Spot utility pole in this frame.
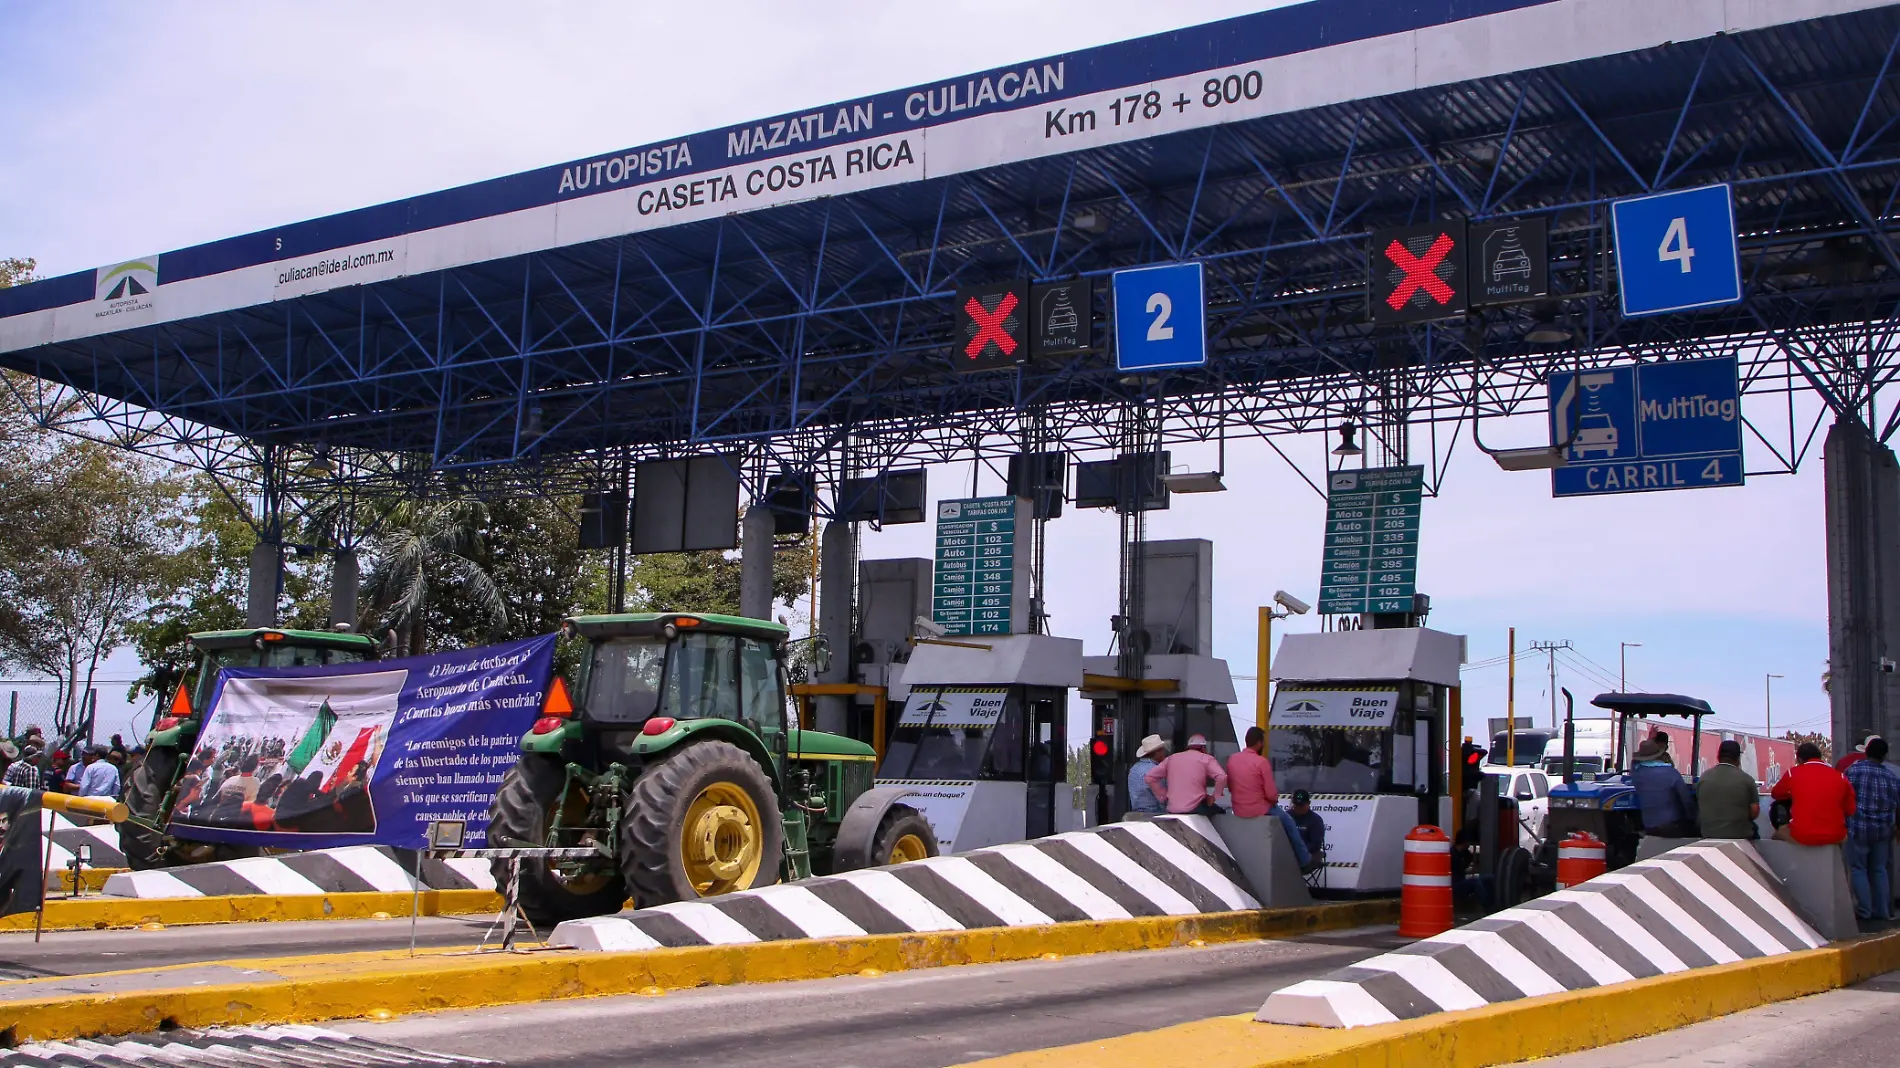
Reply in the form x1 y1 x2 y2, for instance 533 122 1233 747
1530 640 1573 729
1620 642 1642 691
1766 673 1784 738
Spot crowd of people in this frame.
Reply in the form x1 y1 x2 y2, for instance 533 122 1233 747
1629 729 1900 927
170 730 379 834
0 727 142 800
1125 728 1326 874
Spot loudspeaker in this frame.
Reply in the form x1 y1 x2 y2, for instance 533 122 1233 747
578 491 627 549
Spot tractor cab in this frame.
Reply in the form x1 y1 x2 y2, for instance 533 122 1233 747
493 612 935 925
148 628 380 749
1542 692 1713 874
122 626 379 870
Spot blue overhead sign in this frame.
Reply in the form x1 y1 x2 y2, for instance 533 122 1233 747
1113 263 1206 372
1611 184 1743 317
1548 356 1744 497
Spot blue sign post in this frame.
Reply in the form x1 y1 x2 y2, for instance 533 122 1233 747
1112 262 1206 372
1611 184 1743 317
1548 356 1744 497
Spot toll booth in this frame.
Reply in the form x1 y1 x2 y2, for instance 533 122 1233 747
1083 654 1241 823
1266 627 1465 894
876 634 1085 851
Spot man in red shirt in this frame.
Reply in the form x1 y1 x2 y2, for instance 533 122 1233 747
1227 727 1315 872
1772 742 1856 846
1837 736 1880 773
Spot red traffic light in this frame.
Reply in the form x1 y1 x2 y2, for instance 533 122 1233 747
1091 738 1110 757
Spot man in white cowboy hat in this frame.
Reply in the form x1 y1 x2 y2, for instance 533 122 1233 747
1839 735 1882 773
1126 735 1168 815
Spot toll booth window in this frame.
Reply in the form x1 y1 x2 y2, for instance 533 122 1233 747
1267 726 1388 794
1179 705 1239 764
585 638 667 723
666 634 742 723
738 638 785 747
879 727 990 779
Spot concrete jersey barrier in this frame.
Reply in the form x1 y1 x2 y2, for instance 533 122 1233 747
102 845 495 898
1257 839 1825 1028
553 815 1259 950
38 809 127 871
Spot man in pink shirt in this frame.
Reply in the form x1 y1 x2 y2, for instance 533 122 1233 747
1145 734 1228 815
1228 727 1314 871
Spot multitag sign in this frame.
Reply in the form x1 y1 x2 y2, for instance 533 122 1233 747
168 635 555 850
1548 356 1743 497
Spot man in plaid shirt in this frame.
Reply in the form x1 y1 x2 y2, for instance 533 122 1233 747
1845 737 1899 923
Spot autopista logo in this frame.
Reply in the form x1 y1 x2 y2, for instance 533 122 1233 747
96 258 158 302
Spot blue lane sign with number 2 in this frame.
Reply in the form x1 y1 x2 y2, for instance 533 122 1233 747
1611 184 1743 317
1113 262 1206 371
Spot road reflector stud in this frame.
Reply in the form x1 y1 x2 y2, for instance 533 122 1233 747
858 967 883 978
1399 825 1453 938
637 985 665 997
370 911 392 920
365 1008 394 1021
1187 939 1208 948
1040 952 1062 961
140 922 165 931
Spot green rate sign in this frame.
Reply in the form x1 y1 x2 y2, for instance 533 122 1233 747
1318 465 1423 615
931 497 1026 636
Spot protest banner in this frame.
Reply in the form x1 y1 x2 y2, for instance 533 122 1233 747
167 634 555 850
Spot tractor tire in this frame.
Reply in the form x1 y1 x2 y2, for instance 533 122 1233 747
620 741 782 907
871 805 938 867
120 746 178 870
487 754 627 925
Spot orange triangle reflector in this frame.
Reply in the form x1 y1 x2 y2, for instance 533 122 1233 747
169 681 193 718
543 676 575 717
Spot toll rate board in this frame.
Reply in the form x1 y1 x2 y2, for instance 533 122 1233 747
1318 465 1424 616
931 496 1029 636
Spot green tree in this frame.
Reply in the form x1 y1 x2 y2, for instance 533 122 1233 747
360 497 508 656
0 439 187 732
625 525 816 618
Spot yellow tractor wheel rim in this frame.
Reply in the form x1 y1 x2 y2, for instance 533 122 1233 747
682 782 764 895
888 832 930 864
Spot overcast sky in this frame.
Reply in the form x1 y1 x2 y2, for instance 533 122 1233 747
0 1 1835 746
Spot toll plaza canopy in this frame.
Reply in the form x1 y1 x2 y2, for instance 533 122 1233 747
1 0 1897 483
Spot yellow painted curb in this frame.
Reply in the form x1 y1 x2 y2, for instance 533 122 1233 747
953 928 1900 1068
0 899 1395 1041
0 889 503 933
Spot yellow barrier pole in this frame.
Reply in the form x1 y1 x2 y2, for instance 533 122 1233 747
1256 606 1271 734
39 794 128 824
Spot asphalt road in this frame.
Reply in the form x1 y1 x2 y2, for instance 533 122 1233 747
1506 969 1900 1068
331 927 1404 1068
0 913 500 977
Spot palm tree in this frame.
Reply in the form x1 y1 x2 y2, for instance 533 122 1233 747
362 498 507 655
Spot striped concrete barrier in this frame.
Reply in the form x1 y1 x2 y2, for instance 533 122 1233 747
1257 839 1826 1028
102 845 495 898
38 809 127 870
553 815 1259 950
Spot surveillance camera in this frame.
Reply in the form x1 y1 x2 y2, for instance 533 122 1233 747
913 615 948 640
1883 657 1897 674
1273 590 1311 616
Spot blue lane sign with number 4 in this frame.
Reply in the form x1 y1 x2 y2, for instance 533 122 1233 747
1113 262 1206 372
1612 184 1743 317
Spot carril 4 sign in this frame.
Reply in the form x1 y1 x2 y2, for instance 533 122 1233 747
1548 356 1744 497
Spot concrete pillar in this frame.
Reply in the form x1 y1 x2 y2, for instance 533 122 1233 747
815 520 854 734
329 549 360 630
246 542 281 628
740 506 776 621
1823 420 1900 756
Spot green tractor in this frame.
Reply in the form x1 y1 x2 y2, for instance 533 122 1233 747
122 626 380 868
489 612 939 923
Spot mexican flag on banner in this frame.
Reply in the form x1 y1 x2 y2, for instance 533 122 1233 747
286 699 338 776
312 725 381 794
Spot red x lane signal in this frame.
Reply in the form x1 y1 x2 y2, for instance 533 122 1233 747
1369 221 1468 323
954 282 1028 371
